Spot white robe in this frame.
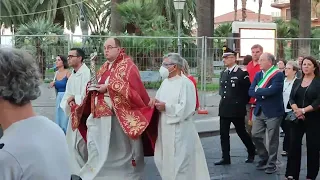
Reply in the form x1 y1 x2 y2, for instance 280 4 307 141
77 66 144 180
154 75 210 180
60 64 91 174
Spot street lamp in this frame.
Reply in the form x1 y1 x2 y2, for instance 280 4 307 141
174 0 186 55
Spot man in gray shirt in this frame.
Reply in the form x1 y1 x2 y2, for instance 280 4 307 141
0 48 72 180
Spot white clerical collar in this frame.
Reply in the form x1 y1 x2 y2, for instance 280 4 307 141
73 63 88 75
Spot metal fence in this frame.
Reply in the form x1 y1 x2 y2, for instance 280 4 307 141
2 34 320 108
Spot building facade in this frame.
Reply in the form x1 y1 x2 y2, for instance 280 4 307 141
271 0 320 27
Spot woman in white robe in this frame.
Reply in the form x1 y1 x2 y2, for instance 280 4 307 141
151 53 210 180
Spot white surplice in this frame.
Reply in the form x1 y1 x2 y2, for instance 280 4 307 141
154 75 210 180
60 63 91 174
78 64 144 180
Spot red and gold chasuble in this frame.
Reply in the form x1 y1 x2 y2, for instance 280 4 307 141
70 50 158 157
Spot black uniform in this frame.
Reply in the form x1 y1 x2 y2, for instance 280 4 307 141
215 65 256 165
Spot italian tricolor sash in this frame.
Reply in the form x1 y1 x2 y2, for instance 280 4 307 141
257 65 279 88
249 66 280 124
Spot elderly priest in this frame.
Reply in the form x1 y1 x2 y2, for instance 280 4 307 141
149 53 210 180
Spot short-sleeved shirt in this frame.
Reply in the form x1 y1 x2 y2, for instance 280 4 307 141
247 61 261 83
0 116 71 180
247 61 261 104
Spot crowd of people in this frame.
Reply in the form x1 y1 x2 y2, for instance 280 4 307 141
0 38 209 180
0 39 319 180
216 44 320 180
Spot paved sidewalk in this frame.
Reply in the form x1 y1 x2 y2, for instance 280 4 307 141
145 134 316 180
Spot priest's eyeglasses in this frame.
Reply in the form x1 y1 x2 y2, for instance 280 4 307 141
105 45 118 50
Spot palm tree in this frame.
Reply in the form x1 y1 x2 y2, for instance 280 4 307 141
0 0 30 29
27 0 102 32
290 0 300 21
85 0 111 33
299 0 312 55
116 1 158 34
274 19 299 59
15 18 65 79
214 23 232 48
196 0 214 81
111 0 126 33
253 0 263 22
153 0 196 34
107 0 196 34
234 0 238 21
241 0 247 21
311 27 320 57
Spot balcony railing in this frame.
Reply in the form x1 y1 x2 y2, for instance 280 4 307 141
272 0 290 3
271 0 290 8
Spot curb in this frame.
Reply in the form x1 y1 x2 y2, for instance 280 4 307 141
195 116 235 137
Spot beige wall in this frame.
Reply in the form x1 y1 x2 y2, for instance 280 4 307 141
278 6 320 27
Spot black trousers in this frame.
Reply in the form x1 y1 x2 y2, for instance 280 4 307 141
219 116 256 159
280 113 290 152
285 120 320 180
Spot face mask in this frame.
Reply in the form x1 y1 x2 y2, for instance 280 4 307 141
159 66 170 79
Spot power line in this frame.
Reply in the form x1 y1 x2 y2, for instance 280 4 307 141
0 0 86 18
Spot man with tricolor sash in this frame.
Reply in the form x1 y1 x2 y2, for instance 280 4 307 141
248 52 285 174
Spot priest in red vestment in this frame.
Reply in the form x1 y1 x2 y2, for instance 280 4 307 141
70 38 158 180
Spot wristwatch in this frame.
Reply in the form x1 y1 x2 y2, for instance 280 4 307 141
302 108 305 114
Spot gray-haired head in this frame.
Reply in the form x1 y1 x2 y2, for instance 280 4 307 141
263 52 277 65
182 58 190 75
286 60 299 72
0 48 41 106
163 53 184 69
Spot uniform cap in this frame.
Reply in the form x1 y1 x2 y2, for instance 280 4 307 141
222 45 237 58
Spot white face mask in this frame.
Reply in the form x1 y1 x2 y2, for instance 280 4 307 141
159 66 170 79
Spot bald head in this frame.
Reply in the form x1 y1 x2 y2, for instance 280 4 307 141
259 52 276 71
103 38 122 62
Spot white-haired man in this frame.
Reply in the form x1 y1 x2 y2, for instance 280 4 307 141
149 53 210 180
0 48 71 179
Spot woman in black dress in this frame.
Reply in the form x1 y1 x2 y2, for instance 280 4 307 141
285 56 320 180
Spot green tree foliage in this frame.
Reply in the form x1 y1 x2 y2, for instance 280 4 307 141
15 18 66 79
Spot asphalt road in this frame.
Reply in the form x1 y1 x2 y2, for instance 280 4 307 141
30 84 315 180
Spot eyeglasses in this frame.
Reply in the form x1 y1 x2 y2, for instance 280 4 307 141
162 63 175 67
67 55 79 59
105 45 118 50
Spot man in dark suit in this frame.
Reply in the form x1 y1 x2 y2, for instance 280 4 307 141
215 47 256 165
248 52 284 174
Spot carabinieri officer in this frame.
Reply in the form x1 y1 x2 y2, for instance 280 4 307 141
215 46 256 165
